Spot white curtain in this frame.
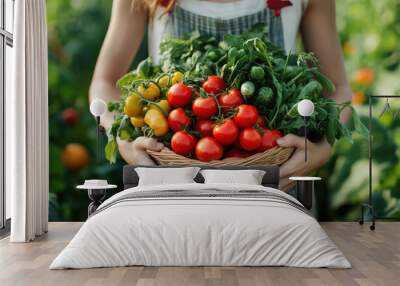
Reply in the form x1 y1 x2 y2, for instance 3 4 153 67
8 0 49 242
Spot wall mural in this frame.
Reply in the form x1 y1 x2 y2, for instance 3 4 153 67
47 0 400 221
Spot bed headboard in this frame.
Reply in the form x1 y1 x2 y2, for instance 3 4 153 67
123 165 280 189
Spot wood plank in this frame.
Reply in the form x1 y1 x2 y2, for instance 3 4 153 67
0 222 399 286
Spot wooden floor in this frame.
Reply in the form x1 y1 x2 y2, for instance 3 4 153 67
0 222 399 286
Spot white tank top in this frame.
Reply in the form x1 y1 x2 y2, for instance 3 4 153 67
148 0 309 63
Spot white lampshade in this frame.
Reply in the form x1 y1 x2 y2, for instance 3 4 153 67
297 99 314 117
90 99 107 117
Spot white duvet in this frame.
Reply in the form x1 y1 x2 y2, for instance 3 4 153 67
50 183 350 269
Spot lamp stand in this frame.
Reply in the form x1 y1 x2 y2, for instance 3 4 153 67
96 116 100 163
304 116 308 162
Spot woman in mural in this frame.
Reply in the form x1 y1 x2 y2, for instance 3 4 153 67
89 0 351 190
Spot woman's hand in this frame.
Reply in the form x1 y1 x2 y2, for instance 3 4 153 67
277 134 332 192
117 137 164 165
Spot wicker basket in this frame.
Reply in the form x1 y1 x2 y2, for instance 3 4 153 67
147 146 294 166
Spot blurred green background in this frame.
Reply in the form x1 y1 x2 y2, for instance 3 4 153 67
47 0 400 221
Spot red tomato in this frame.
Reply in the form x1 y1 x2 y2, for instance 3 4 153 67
195 137 223 162
257 128 283 152
167 83 192 107
171 131 197 156
256 115 266 127
192 96 218 119
225 148 252 158
195 119 214 137
168 108 191 132
202 76 225 94
213 119 239 145
62 108 79 126
239 127 262 151
218 88 244 113
233 105 258 128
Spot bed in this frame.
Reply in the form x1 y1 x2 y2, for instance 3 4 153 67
50 165 350 269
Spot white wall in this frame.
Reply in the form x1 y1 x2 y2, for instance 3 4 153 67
4 0 15 220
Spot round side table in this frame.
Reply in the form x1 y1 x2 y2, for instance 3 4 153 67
77 183 117 217
289 176 321 210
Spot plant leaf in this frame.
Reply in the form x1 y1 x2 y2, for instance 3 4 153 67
326 104 339 145
222 34 244 49
105 138 118 164
351 106 369 139
312 70 336 93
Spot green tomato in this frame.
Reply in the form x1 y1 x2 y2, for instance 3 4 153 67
207 49 220 61
119 129 130 140
250 66 265 81
228 47 239 60
253 87 274 115
258 87 273 102
240 81 256 98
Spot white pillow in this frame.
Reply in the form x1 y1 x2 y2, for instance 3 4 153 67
200 169 266 185
135 167 201 186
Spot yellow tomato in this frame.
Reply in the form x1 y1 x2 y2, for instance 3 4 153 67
144 109 169 137
150 99 170 113
158 75 170 88
130 116 145 128
124 93 143 117
158 99 171 113
137 82 160 100
171 71 184 84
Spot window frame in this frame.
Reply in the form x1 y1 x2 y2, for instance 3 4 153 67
0 0 14 234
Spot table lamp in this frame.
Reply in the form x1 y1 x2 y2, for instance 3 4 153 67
297 99 314 162
89 99 107 162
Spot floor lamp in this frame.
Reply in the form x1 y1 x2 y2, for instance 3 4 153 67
297 99 315 162
89 99 107 162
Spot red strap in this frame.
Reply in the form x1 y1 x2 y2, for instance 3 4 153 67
267 0 293 17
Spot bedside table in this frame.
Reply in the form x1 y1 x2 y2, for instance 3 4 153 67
289 176 321 210
77 180 117 217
